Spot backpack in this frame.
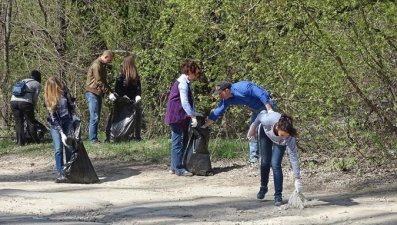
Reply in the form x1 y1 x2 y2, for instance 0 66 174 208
12 79 33 97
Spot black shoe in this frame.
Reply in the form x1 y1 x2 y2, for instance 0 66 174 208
55 174 70 183
274 195 283 206
257 186 268 200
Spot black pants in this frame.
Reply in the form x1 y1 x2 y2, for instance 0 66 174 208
10 101 39 145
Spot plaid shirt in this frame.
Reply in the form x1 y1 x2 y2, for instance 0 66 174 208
164 76 194 130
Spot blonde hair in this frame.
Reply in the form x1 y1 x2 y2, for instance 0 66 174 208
122 55 139 84
44 77 64 113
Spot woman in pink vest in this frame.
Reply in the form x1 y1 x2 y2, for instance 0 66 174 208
164 60 201 176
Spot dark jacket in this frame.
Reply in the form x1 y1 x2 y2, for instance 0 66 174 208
114 72 141 100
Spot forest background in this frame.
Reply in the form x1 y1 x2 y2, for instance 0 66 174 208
0 0 396 170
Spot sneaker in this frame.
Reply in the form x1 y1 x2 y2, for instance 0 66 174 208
250 157 258 163
274 195 283 206
92 141 102 146
169 170 175 174
257 186 268 200
55 174 70 183
179 171 193 176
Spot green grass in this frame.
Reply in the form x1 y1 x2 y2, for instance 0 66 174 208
0 135 248 163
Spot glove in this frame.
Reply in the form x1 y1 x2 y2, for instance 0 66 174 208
135 95 141 103
109 93 117 101
191 117 198 127
60 131 68 147
200 125 206 129
268 108 274 113
294 179 302 193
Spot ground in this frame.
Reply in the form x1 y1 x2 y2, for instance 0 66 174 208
0 154 397 225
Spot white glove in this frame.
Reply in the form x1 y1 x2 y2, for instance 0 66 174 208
268 108 274 113
135 95 141 103
294 179 302 193
200 125 206 129
191 117 198 127
109 93 117 101
60 131 68 146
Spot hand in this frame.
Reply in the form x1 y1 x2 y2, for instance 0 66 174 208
109 93 117 101
135 95 141 103
200 125 206 129
60 131 68 146
191 117 198 127
294 179 302 193
268 108 274 113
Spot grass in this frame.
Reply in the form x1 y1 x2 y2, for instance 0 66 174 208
0 134 248 164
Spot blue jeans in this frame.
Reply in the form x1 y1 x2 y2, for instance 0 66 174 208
85 92 102 143
249 98 277 162
169 123 189 175
49 116 74 174
258 124 286 197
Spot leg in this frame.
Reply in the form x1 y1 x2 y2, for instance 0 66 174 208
20 102 40 144
10 102 25 146
50 127 63 174
134 102 142 140
170 124 187 176
271 143 286 205
86 92 101 143
257 124 273 199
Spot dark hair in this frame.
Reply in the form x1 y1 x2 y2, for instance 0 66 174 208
181 60 201 76
30 70 42 83
277 112 297 137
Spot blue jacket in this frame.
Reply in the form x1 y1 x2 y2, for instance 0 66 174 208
208 81 272 121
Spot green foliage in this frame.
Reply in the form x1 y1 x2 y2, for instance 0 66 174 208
1 0 396 167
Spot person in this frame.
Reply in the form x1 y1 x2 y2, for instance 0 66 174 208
10 70 42 146
202 81 276 163
164 60 202 176
248 111 302 206
85 50 116 145
114 55 142 141
44 77 77 183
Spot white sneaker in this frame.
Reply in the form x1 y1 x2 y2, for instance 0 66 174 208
169 170 175 174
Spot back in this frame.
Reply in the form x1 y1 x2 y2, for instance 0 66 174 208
10 78 42 105
12 79 33 97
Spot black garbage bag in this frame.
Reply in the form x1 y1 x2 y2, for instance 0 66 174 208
24 119 48 143
62 115 100 184
183 115 213 176
106 97 137 143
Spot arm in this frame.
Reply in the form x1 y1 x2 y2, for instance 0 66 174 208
115 73 124 97
286 137 301 179
248 83 273 111
32 84 41 109
178 82 195 117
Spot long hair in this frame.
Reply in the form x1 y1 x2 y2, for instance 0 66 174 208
121 55 139 85
44 77 64 113
277 112 297 137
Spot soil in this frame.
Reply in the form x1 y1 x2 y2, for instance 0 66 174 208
0 154 397 225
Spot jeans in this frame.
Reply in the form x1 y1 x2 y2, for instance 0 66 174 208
85 92 102 143
258 124 286 197
10 101 39 145
49 116 74 174
249 98 277 162
169 123 189 175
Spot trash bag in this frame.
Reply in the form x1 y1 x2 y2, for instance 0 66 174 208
106 97 137 143
24 119 48 143
62 114 100 184
183 115 213 176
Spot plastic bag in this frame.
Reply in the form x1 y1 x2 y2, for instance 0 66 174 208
24 119 48 143
183 115 213 176
62 114 100 184
106 97 137 142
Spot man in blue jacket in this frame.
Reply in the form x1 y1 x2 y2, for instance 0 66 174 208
202 81 276 163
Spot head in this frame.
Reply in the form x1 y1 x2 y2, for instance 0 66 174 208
44 77 64 113
181 60 201 82
213 81 232 100
30 70 42 83
100 50 114 64
276 112 297 139
121 55 139 84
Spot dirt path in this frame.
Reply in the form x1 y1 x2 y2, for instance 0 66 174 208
0 155 397 225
